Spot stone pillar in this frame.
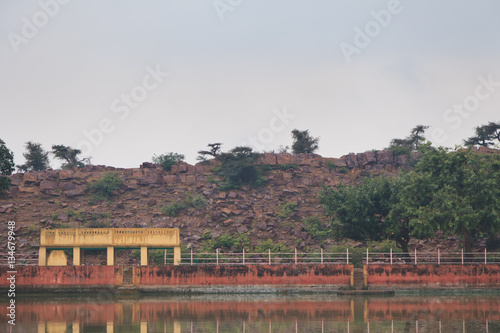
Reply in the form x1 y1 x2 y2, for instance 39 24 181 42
72 322 80 333
140 322 148 333
174 246 181 266
141 246 148 266
106 322 114 333
174 321 181 333
74 247 83 266
107 247 115 266
39 246 47 266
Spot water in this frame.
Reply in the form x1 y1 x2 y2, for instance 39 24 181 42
2 294 500 332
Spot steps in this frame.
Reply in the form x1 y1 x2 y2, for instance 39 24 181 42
123 266 133 286
353 268 364 290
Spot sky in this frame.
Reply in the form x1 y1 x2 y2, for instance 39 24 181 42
1 0 499 168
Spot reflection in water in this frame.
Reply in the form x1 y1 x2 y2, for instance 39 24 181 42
1 295 500 332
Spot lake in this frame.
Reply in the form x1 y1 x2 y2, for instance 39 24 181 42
1 293 499 332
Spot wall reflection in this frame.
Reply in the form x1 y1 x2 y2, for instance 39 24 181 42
1 295 500 333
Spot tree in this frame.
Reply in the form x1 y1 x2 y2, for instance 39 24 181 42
152 152 185 171
197 143 222 162
52 145 90 169
291 129 319 154
388 125 429 156
215 146 259 188
0 139 14 193
319 176 404 249
392 147 500 252
17 141 49 172
464 121 500 148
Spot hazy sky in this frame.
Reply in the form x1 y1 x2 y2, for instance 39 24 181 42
1 0 499 168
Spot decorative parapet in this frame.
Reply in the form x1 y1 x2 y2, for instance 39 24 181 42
40 228 180 248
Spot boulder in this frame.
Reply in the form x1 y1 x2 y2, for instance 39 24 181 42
277 153 296 165
258 153 277 165
356 151 376 167
345 153 358 168
138 174 162 186
23 173 38 184
60 182 76 191
64 187 85 197
40 180 58 191
58 170 74 180
376 150 393 165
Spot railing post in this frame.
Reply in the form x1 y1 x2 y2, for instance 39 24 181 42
414 248 417 265
216 248 219 266
461 248 464 265
485 248 487 264
294 248 297 265
321 248 323 264
268 249 271 265
390 248 393 265
438 248 440 265
366 248 369 265
243 248 245 265
347 248 349 265
190 249 193 266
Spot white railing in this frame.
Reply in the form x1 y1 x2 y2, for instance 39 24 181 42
364 248 500 265
175 249 350 265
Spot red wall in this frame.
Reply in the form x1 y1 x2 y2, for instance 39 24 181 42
0 266 122 286
366 264 500 287
136 264 353 286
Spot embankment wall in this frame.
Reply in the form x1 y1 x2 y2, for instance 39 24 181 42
365 264 500 288
135 264 353 286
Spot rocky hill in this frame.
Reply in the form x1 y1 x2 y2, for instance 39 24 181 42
0 149 473 262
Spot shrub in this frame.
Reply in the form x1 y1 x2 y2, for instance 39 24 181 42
215 147 260 189
279 164 298 171
84 220 109 228
161 202 186 217
152 152 185 171
254 176 267 187
254 238 291 253
161 192 207 216
337 167 349 174
324 160 336 171
27 223 41 235
391 145 411 157
201 233 250 252
87 172 123 201
278 202 298 219
302 215 331 241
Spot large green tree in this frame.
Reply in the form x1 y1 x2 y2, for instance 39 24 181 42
393 147 500 252
17 141 49 172
0 139 14 192
320 147 500 253
319 176 408 250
